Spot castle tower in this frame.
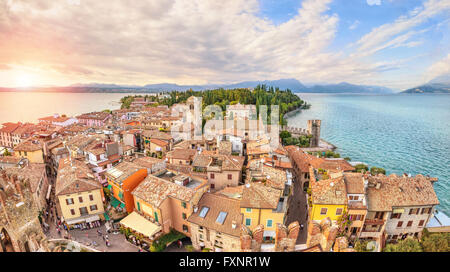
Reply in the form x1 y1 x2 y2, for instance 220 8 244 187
307 120 321 147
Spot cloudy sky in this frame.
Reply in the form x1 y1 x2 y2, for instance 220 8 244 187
0 0 449 90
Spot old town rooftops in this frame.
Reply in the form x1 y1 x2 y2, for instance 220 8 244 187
2 163 46 193
132 174 201 207
240 182 281 209
166 149 197 160
14 138 43 152
55 158 101 196
311 175 347 205
0 122 20 133
76 111 111 120
188 193 243 237
343 172 365 194
192 154 244 171
366 174 439 212
105 161 145 184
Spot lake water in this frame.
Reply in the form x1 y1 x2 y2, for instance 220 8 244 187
0 92 136 124
288 93 450 216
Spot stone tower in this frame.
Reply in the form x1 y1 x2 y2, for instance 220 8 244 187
274 221 300 252
240 224 264 252
306 217 339 252
307 120 321 147
0 170 47 252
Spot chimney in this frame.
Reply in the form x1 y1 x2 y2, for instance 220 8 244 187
375 182 381 190
231 221 237 229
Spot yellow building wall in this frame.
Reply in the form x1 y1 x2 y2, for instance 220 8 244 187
241 207 260 229
15 150 44 163
241 207 285 231
58 189 104 221
134 196 163 224
260 209 284 232
311 204 346 222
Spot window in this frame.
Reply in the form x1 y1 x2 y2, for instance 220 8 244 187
210 173 215 179
336 208 343 215
66 198 74 205
79 207 88 216
267 219 273 227
228 174 232 180
397 221 403 228
89 195 94 201
90 205 98 211
182 213 187 220
418 220 425 227
210 183 215 189
355 214 362 221
199 207 210 218
245 218 251 226
79 196 83 203
409 208 418 215
391 213 401 219
375 212 384 219
181 202 187 208
216 212 228 225
407 221 413 227
246 208 252 213
182 224 189 232
392 235 398 240
320 208 327 215
70 209 75 215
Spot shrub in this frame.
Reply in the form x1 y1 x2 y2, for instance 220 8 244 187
185 245 195 252
383 238 423 252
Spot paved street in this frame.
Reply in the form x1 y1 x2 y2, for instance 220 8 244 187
45 221 140 252
285 179 308 244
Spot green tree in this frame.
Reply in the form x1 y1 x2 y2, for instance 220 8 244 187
421 229 450 252
354 240 370 252
354 164 369 173
383 238 423 252
370 167 386 175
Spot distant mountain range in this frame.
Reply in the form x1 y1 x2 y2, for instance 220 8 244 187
401 74 450 94
0 78 396 94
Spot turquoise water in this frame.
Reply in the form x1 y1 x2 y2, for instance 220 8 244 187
288 93 450 216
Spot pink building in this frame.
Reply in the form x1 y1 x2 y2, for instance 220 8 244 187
0 123 20 148
76 112 111 127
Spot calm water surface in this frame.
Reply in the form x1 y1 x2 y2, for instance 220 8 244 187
0 92 138 124
288 93 450 216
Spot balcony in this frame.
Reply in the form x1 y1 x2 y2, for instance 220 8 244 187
364 218 385 225
359 230 382 239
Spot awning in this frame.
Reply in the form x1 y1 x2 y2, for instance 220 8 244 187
65 214 101 225
86 215 100 223
104 212 110 221
46 185 52 200
120 211 161 238
120 202 125 209
393 208 405 214
107 184 112 191
263 230 276 238
110 197 120 208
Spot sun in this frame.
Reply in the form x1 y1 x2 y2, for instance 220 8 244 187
14 72 34 88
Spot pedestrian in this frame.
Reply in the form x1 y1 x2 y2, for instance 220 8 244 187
97 229 102 236
102 235 106 241
105 234 109 241
300 224 304 231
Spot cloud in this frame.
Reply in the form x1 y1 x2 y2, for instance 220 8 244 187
349 20 360 30
367 0 381 6
354 0 450 57
0 0 447 90
426 54 450 81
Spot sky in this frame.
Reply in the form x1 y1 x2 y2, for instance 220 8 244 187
0 0 449 91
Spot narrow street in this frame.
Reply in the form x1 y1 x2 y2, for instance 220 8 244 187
285 179 308 244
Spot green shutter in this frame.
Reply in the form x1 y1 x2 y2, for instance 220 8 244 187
154 212 159 222
137 202 141 211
